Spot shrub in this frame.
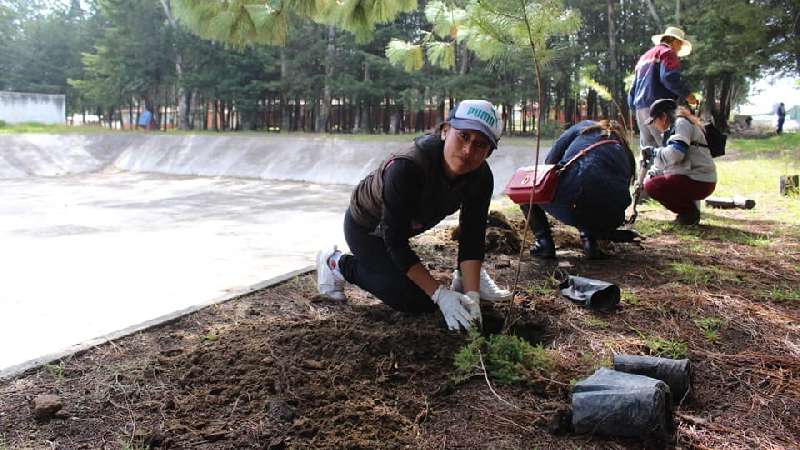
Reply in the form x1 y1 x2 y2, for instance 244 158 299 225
454 329 553 385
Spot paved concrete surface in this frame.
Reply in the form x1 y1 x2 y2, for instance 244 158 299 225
0 171 352 371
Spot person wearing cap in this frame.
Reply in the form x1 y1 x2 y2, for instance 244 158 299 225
629 26 698 148
315 100 512 332
641 99 717 225
522 120 636 259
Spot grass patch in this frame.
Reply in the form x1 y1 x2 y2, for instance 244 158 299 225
621 291 640 305
713 158 800 225
44 361 65 379
525 275 559 297
0 122 112 134
583 317 609 329
454 330 553 385
670 262 715 284
633 217 674 237
672 220 773 248
728 133 800 154
645 336 689 359
762 286 800 303
694 317 724 343
669 261 743 285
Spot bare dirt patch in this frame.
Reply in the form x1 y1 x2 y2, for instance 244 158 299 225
1 209 798 449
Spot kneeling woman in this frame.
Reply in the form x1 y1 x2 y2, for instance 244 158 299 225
316 100 511 331
643 99 716 225
523 120 636 259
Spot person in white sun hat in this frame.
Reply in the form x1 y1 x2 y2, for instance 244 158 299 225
316 100 512 332
629 26 698 148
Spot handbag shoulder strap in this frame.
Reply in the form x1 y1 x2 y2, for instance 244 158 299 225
560 139 620 172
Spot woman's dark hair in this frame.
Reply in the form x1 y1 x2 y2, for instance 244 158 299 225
430 120 448 136
580 120 636 183
660 36 677 45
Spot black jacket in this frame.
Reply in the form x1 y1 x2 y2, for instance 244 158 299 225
348 134 493 272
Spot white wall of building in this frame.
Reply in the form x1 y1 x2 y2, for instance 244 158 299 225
0 91 65 124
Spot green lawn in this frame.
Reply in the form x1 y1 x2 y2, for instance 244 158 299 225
728 132 800 154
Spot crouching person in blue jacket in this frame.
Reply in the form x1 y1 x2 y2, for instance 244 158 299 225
315 100 512 332
522 120 636 259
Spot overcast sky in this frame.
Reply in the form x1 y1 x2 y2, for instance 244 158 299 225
738 75 800 115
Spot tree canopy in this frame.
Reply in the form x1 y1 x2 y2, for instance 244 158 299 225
0 0 795 133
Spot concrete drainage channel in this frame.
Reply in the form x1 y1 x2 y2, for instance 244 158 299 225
0 265 314 381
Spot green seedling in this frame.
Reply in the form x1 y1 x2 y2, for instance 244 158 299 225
454 329 553 385
584 317 609 329
621 291 640 305
694 317 724 343
44 361 65 379
645 336 688 359
764 286 800 303
201 331 219 342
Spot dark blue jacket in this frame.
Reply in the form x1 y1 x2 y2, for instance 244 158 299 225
628 43 690 109
543 121 634 232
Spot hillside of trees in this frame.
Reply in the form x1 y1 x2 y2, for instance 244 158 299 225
1 0 797 134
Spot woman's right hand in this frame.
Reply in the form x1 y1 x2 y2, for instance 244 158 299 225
431 286 479 331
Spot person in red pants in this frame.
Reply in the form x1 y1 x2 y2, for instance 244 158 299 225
642 99 717 225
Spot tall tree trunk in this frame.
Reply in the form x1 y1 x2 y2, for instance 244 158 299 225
458 42 470 75
316 25 335 132
607 0 618 119
189 90 198 129
644 0 663 30
279 49 291 132
704 76 716 122
159 0 189 130
352 58 371 133
718 72 732 132
675 0 681 26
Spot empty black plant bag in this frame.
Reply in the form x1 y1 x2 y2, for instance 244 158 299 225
613 355 691 403
559 275 620 308
572 367 673 438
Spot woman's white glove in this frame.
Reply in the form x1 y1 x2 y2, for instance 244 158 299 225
431 286 479 331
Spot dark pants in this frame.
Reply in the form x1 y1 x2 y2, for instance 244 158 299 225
777 117 785 134
338 209 436 314
644 174 716 215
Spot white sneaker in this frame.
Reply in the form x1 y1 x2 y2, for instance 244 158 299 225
450 268 513 302
316 246 346 301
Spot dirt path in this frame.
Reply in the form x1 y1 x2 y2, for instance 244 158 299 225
1 208 798 449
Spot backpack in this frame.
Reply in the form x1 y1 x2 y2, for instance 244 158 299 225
698 121 727 158
676 115 727 158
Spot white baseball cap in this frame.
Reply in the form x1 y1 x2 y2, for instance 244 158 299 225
448 100 503 149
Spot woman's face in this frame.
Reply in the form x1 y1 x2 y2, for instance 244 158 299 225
441 124 492 178
670 39 683 55
652 113 671 133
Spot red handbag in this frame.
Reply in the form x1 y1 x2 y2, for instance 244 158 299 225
504 139 619 205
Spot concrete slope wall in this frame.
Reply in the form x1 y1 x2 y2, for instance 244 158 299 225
0 133 546 195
